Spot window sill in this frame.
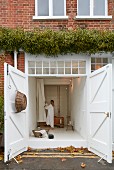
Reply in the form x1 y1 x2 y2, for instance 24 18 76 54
75 16 112 20
33 16 69 20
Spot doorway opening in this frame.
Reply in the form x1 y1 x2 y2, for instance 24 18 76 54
28 76 87 148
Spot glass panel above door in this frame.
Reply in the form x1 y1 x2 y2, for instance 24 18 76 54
28 59 86 76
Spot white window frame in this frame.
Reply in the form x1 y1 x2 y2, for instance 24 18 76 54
33 0 68 20
91 53 112 72
27 59 87 77
76 0 112 20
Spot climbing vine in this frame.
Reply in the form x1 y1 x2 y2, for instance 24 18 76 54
0 27 114 56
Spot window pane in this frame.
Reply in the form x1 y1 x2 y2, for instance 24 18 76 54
43 68 49 74
50 68 57 74
57 61 64 67
95 64 102 70
28 61 35 67
103 58 108 63
36 61 42 67
53 0 64 16
79 68 86 74
78 0 90 16
50 61 56 67
96 58 101 63
79 61 86 67
28 68 35 74
65 68 71 74
65 61 71 67
43 61 49 67
94 0 105 16
72 61 78 67
91 64 95 71
58 68 64 74
91 58 95 63
36 68 42 74
38 0 49 16
72 68 78 74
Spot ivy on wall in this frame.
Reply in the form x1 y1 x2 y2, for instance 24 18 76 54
0 27 114 56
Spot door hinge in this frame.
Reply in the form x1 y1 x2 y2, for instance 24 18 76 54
104 112 111 118
7 149 11 161
7 64 9 75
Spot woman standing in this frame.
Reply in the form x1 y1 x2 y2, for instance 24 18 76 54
44 100 54 129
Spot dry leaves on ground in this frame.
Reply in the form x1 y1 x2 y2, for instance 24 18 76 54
81 162 86 168
16 155 22 161
0 152 4 161
61 158 66 162
27 147 32 151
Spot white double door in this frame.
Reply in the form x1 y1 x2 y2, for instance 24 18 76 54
4 63 112 163
89 64 112 163
4 63 28 162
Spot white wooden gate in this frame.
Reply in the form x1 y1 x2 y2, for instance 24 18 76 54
4 63 28 162
89 64 112 163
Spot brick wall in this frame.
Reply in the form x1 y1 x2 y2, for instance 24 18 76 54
17 52 25 73
0 52 25 96
0 0 114 30
0 53 14 95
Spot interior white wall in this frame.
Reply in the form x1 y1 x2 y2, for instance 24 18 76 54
45 85 58 114
28 77 37 136
44 84 68 125
71 77 87 138
44 78 70 85
60 86 68 125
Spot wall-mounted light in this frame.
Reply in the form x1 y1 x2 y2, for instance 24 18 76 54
70 79 72 87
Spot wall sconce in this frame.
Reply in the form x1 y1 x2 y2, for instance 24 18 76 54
70 79 72 87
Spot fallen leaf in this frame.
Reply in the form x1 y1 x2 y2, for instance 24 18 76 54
81 163 86 168
18 160 23 163
0 155 4 161
61 158 66 162
56 147 65 152
47 148 50 150
65 146 76 153
16 155 22 161
61 149 65 152
27 147 32 151
79 150 84 154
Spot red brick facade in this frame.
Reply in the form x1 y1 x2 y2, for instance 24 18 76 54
0 0 114 30
0 0 114 95
0 54 14 95
0 52 24 95
17 52 25 73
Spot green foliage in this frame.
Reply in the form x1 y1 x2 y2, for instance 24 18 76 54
0 27 114 56
0 96 4 132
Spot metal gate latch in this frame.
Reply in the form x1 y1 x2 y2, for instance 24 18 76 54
104 112 109 117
